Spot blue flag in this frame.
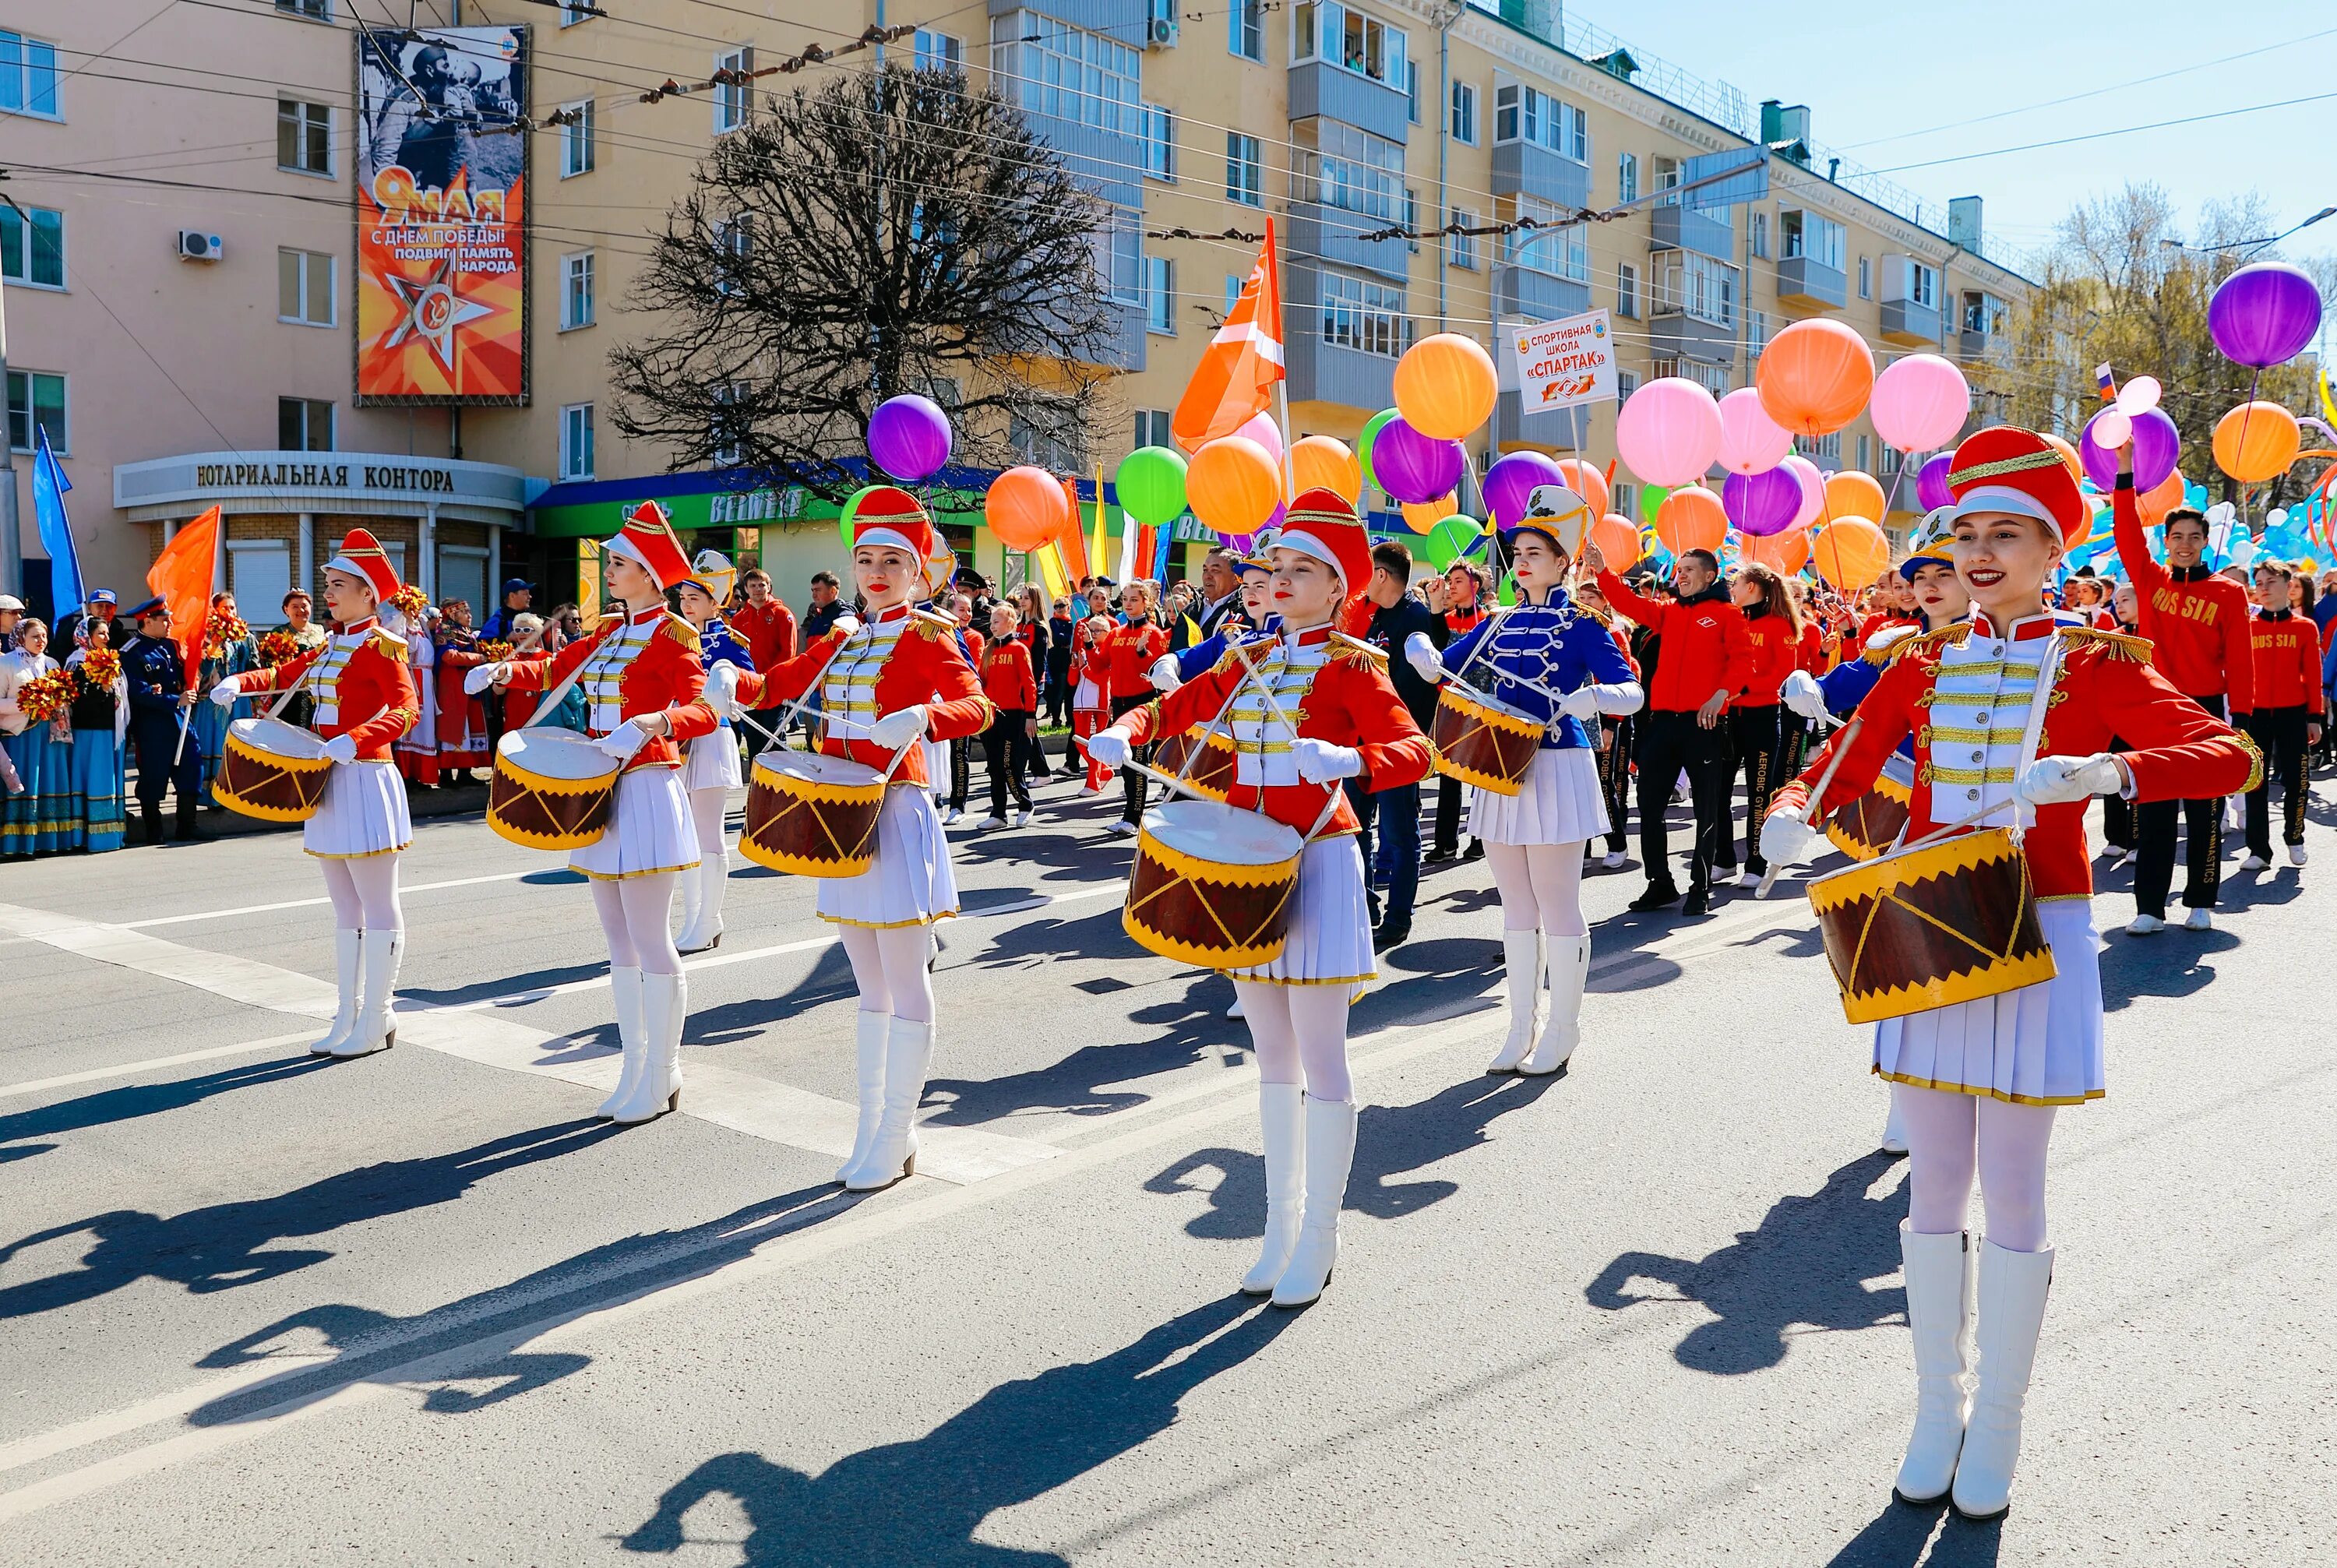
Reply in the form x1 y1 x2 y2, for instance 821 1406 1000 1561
31 425 83 616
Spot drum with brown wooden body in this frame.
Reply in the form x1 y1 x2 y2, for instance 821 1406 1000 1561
1124 799 1302 970
1153 725 1237 803
1824 752 1916 862
1808 826 2057 1024
213 717 333 822
740 750 887 877
1429 686 1542 796
488 728 619 850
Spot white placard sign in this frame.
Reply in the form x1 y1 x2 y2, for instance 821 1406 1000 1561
1503 310 1617 413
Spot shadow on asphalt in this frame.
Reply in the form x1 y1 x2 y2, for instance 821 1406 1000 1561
617 1295 1292 1566
1584 1151 1909 1375
2096 927 2238 1012
399 960 612 1010
1824 1496 2003 1566
0 1053 333 1165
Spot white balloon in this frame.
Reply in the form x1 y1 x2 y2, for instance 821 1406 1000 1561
2115 375 2162 417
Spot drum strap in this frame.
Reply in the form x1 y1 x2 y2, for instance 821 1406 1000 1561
1895 629 2066 854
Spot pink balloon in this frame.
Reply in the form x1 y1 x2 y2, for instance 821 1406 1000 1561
1715 387 1794 475
1868 354 1971 453
1235 413 1285 467
1615 376 1723 488
1779 453 1826 531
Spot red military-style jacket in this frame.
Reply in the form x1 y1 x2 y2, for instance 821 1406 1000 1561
1597 571 1756 714
2110 481 2254 712
757 603 993 788
2249 608 2325 715
1771 611 2259 900
234 617 418 762
501 605 717 773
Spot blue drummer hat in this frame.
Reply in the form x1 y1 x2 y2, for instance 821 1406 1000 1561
1898 508 1955 580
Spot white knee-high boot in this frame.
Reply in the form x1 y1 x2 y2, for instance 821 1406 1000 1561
848 1017 932 1191
596 967 647 1119
1893 1224 1970 1505
1881 1084 1909 1154
678 844 725 953
1521 936 1589 1075
1272 1096 1359 1308
1951 1239 2054 1520
311 930 361 1056
333 929 401 1058
609 971 686 1124
1241 1083 1306 1294
836 1009 892 1186
1487 928 1543 1073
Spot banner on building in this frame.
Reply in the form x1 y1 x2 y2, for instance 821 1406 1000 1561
1500 310 1616 413
354 25 530 405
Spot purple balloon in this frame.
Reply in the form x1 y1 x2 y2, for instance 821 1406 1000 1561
2208 262 2323 369
1722 466 1803 537
2079 406 2179 492
867 394 953 481
1371 417 1466 506
1482 450 1565 530
1916 453 1954 513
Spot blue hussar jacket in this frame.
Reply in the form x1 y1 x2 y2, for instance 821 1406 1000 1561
1173 613 1279 682
1441 588 1634 750
698 615 753 727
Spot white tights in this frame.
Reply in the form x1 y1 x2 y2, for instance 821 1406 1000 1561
838 921 936 1024
591 873 682 976
320 855 404 933
1233 981 1353 1102
1898 1085 2057 1253
1483 840 1588 936
689 787 727 864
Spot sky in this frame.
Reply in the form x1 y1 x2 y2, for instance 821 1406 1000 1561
1588 0 2336 270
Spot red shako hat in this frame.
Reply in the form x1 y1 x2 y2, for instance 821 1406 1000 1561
325 527 403 604
850 486 950 586
1277 487 1374 594
1944 426 2087 548
605 500 694 590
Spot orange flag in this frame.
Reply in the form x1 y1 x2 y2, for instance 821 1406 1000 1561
149 504 220 690
1171 220 1284 454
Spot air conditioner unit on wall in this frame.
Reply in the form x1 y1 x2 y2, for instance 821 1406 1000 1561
177 231 224 263
1147 16 1179 48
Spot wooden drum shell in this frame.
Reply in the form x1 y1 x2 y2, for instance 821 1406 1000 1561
1824 762 1915 863
488 731 618 851
1123 826 1301 971
212 718 333 823
1808 826 2058 1024
1430 688 1542 796
738 754 887 878
1153 726 1237 803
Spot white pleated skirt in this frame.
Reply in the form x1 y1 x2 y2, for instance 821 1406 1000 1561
686 725 743 793
1228 832 1375 988
1469 745 1608 846
303 760 412 859
570 765 698 881
817 784 958 928
1874 899 2104 1106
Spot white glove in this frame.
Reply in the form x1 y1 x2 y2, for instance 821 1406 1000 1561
1557 684 1602 722
1781 669 1829 722
1404 631 1444 682
209 678 241 709
1147 654 1183 693
866 705 928 750
463 662 506 696
1084 728 1133 768
1759 807 1820 869
595 720 653 763
705 664 742 717
320 734 358 766
2017 752 2125 806
830 615 862 640
1293 738 1363 783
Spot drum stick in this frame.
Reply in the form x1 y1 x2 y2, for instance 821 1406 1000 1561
1129 759 1221 805
1757 716 1861 899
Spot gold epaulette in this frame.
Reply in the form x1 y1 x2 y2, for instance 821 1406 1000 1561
907 608 958 639
657 614 700 653
368 627 407 656
593 611 628 632
1888 624 1971 664
1211 631 1274 677
1327 631 1387 669
2058 626 2153 664
1576 602 1613 629
1861 623 1925 664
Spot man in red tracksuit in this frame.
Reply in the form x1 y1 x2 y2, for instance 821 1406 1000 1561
2112 498 2254 932
2242 560 2322 869
1595 546 1755 916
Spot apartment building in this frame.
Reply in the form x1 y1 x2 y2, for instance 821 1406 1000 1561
2 0 2032 618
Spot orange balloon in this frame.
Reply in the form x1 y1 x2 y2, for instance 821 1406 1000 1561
1743 526 1811 575
1591 512 1641 571
1754 319 1874 436
1812 517 1891 590
1185 435 1283 535
1401 495 1458 534
1655 485 1728 557
2136 470 2187 526
1393 333 1499 440
1289 435 1361 503
1553 458 1610 520
1824 470 1887 524
984 465 1073 553
2213 400 2300 484
2040 432 2084 487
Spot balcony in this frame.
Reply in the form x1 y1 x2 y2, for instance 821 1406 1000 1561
1103 302 1147 373
1648 309 1735 367
1287 60 1411 144
1957 327 1997 362
1284 199 1410 282
1649 201 1734 262
1491 140 1589 209
1775 255 1847 312
1494 266 1591 322
1496 389 1591 450
1285 329 1398 412
1880 297 1940 347
989 0 1144 26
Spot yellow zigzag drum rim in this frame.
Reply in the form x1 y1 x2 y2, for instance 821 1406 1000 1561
1123 829 1299 970
488 753 615 850
1809 826 2059 1024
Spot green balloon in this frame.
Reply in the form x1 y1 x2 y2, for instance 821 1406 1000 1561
1356 407 1401 497
1638 482 1670 526
1116 445 1189 528
1423 514 1479 570
838 484 879 547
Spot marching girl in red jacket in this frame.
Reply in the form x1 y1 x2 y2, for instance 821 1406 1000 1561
1760 429 2257 1520
1723 563 1804 884
753 488 995 1191
1088 489 1432 1307
210 528 420 1059
476 503 718 1124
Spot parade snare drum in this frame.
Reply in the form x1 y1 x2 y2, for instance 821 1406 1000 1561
1807 826 2057 1025
212 717 333 823
1123 799 1303 970
1154 724 1238 803
488 728 619 851
739 750 887 878
1824 751 1916 863
1430 686 1542 796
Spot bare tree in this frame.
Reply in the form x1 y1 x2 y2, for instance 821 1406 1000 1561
609 65 1121 499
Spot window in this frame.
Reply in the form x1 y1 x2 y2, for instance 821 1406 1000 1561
1447 207 1476 271
560 403 596 481
0 203 63 288
1141 103 1176 181
1225 132 1264 206
435 546 487 622
6 369 65 453
277 99 331 174
1493 83 1586 160
1228 0 1264 62
1292 118 1404 220
556 0 593 26
277 0 330 18
1504 196 1588 282
1405 188 1419 254
1747 308 1768 361
227 543 292 622
1616 261 1639 319
1010 399 1084 471
561 251 595 330
277 397 333 452
714 47 753 134
1320 270 1407 358
1616 151 1638 204
1450 80 1477 145
0 30 59 118
1779 207 1846 270
1653 357 1730 398
1145 255 1175 333
1964 291 2006 337
1133 409 1173 449
1615 369 1641 404
1224 273 1243 317
277 248 333 326
1749 212 1768 260
989 13 1140 136
1098 210 1141 306
713 217 749 295
1612 479 1635 521
1655 252 1737 328
1856 433 1872 473
1857 255 1872 299
1406 60 1421 123
913 30 961 71
711 383 746 467
1794 432 1842 464
560 99 595 177
1292 2 1408 91
1909 261 1937 309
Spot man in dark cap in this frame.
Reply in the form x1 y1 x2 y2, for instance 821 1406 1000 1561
119 596 206 843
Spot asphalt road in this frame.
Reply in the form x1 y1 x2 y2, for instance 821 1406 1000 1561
1 759 2332 1566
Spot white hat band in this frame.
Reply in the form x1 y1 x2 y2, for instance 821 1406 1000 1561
1948 485 2056 530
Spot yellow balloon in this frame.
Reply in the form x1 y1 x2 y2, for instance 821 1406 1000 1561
1185 436 1283 535
1401 495 1456 534
1393 333 1498 441
1289 435 1362 503
1823 470 1887 524
1812 517 1891 590
2213 400 2300 484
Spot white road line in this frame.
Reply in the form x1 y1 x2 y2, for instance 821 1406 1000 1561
119 870 541 931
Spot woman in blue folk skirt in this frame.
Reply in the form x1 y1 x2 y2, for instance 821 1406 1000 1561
63 619 128 854
0 618 72 856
